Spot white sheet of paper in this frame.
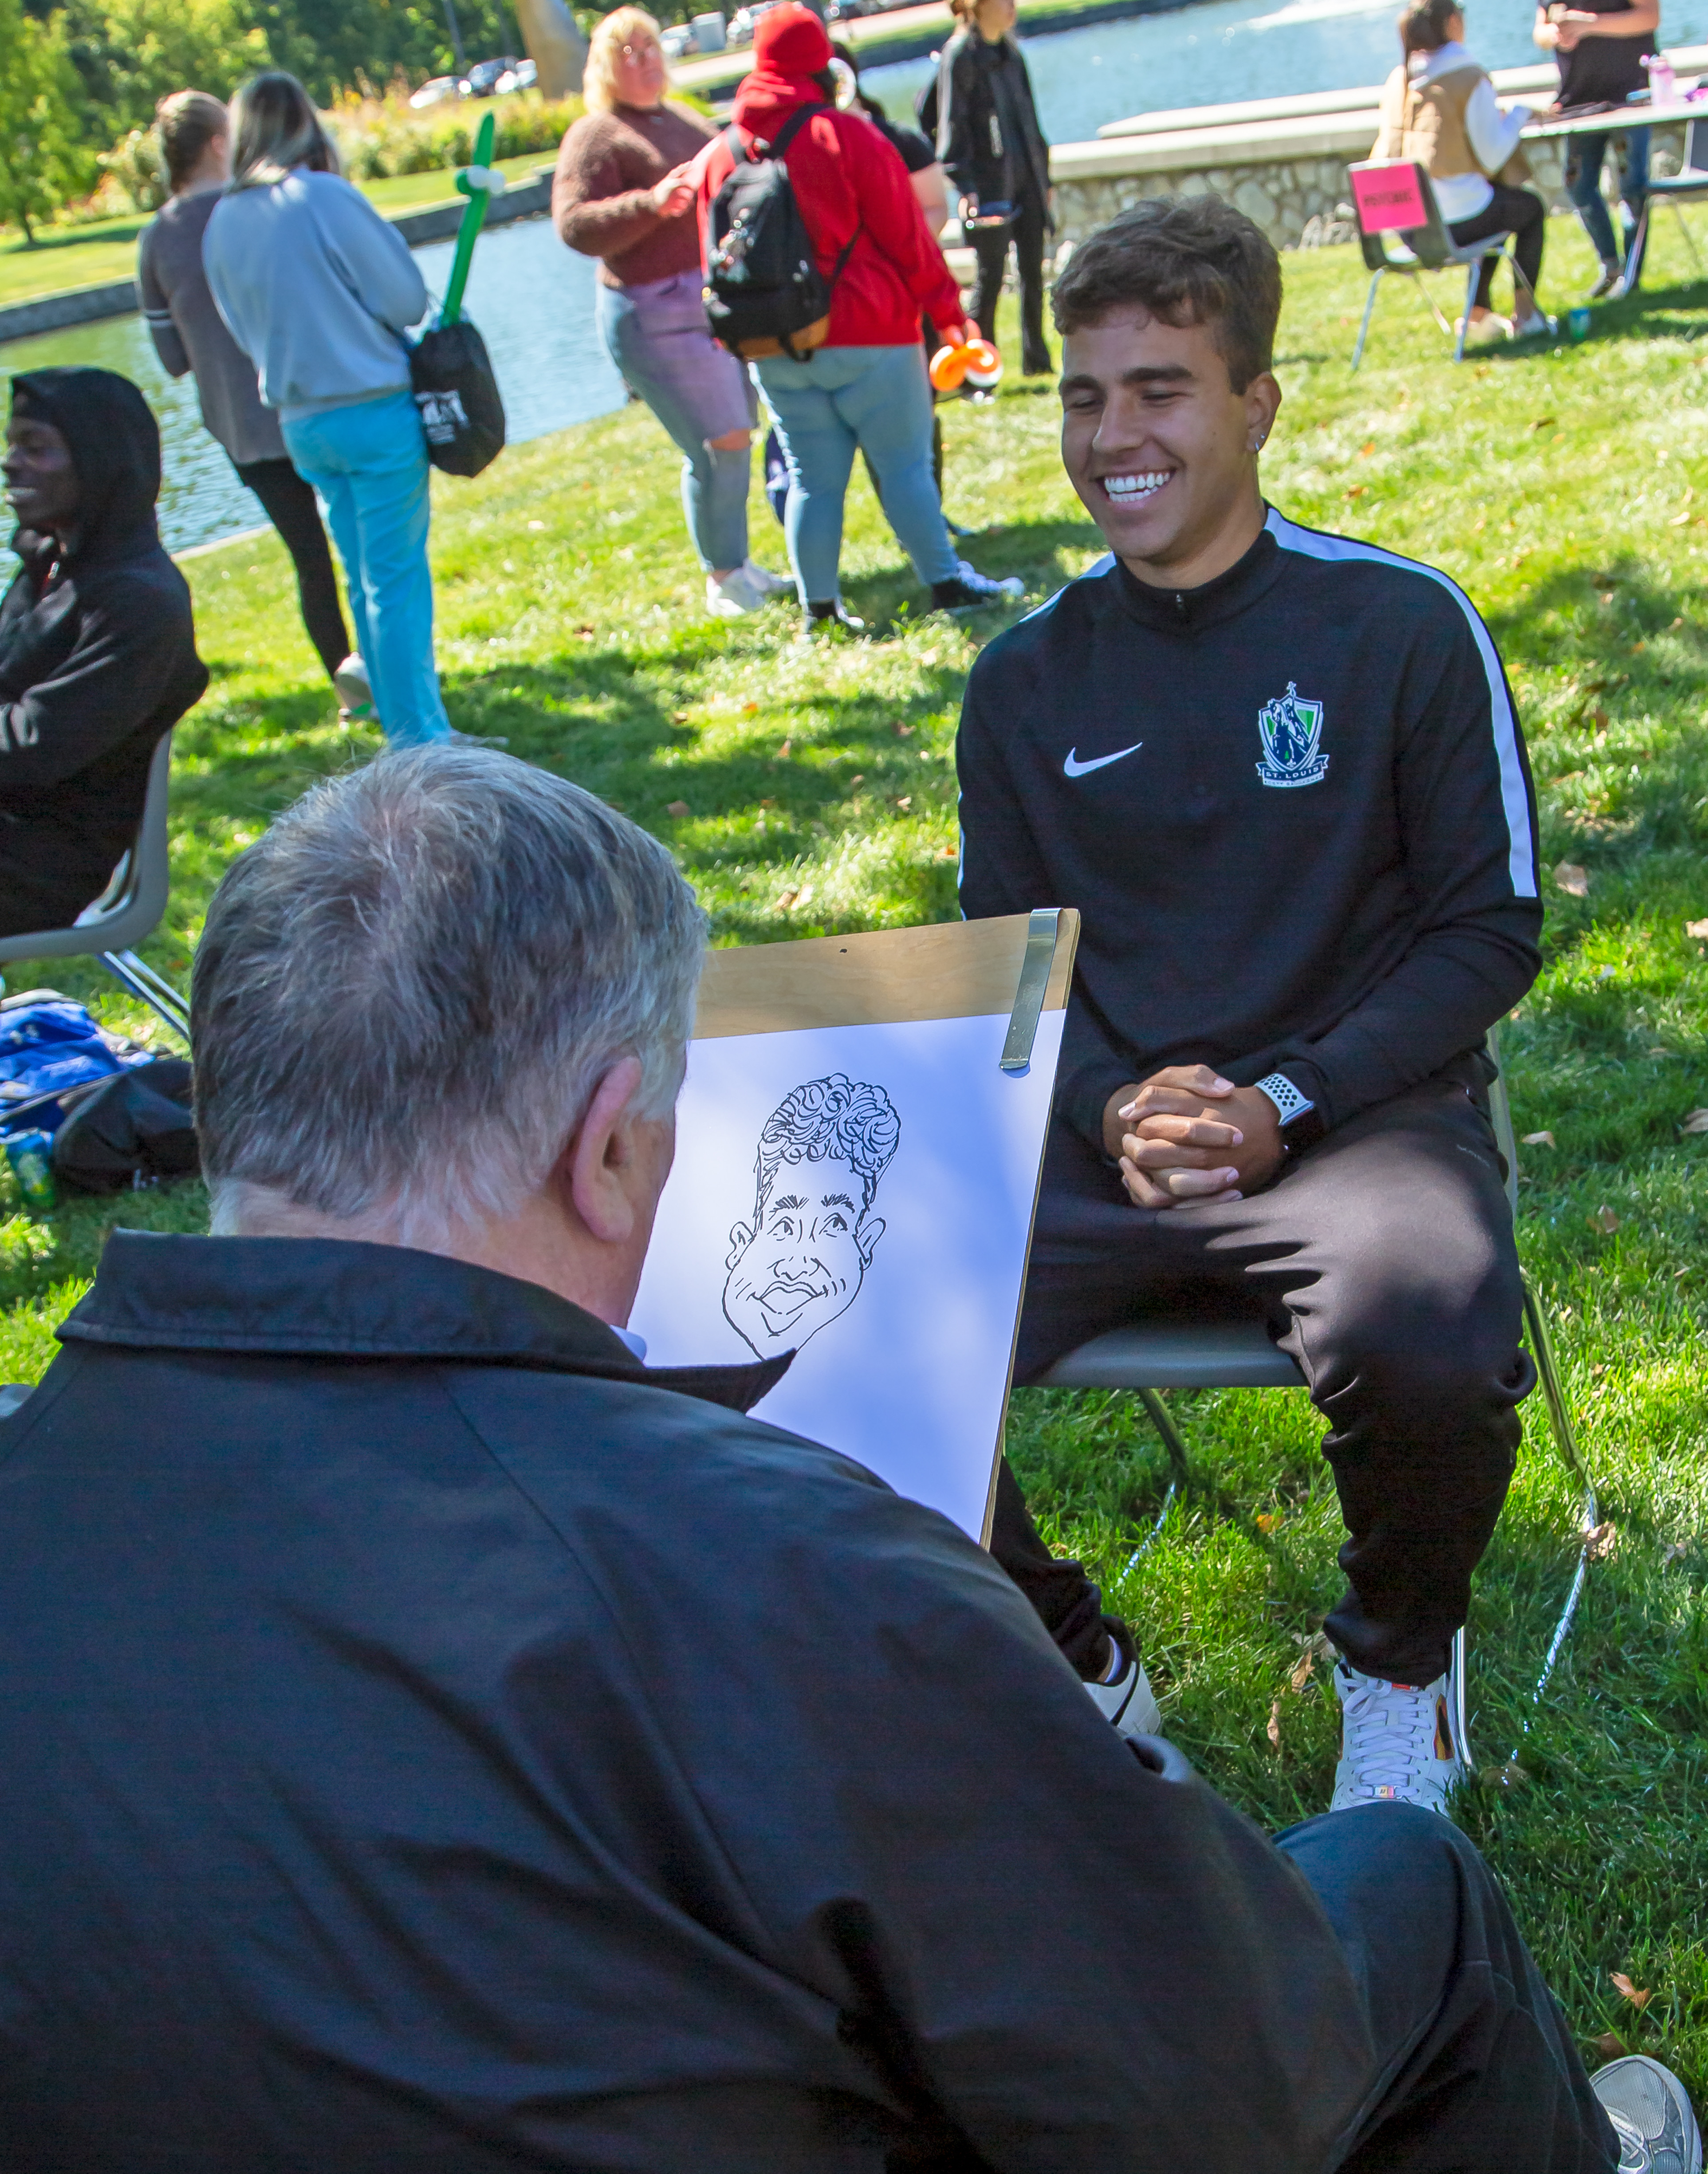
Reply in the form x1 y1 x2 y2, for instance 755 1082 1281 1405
631 1008 1065 1538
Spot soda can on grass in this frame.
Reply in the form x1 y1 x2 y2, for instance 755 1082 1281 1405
1567 307 1592 342
4 1130 56 1215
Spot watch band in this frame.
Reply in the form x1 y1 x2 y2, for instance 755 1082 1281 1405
1255 1071 1314 1126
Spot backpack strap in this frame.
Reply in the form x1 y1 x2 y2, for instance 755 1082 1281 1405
769 100 829 159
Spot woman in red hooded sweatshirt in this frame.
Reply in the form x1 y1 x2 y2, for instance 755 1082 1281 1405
697 4 1023 629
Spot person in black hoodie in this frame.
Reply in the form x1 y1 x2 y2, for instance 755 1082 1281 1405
0 367 207 941
926 0 1053 377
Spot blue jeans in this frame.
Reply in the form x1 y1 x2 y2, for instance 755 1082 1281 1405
281 388 449 746
1568 126 1650 270
756 343 959 605
595 274 756 575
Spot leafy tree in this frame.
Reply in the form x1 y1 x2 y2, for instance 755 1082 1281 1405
0 0 94 243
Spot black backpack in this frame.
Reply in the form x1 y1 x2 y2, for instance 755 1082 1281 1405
704 103 856 362
410 318 507 477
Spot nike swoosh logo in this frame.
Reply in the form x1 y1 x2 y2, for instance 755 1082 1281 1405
1063 740 1143 778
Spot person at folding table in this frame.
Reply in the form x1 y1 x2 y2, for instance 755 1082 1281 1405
957 196 1543 1815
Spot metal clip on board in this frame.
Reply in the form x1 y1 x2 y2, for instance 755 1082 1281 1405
1000 908 1061 1074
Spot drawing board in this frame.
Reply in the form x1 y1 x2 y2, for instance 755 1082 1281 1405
631 914 1077 1543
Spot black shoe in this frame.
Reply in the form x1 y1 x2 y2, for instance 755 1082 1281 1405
931 561 1025 614
804 599 865 634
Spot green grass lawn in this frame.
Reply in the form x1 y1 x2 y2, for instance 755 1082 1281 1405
0 154 554 312
5 210 1708 2098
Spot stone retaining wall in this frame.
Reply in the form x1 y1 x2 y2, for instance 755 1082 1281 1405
1050 108 1692 256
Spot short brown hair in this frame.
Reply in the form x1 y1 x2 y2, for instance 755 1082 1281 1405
1051 197 1283 393
156 90 229 192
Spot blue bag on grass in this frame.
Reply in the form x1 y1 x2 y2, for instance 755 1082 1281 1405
0 994 153 1139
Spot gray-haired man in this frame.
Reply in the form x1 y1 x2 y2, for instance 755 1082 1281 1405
0 748 1679 2174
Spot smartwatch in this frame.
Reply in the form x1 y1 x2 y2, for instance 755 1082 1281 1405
1255 1071 1327 1160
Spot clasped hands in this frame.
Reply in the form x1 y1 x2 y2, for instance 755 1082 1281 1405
1100 1065 1285 1210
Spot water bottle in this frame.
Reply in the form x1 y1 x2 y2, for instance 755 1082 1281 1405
4 1130 56 1215
1644 52 1676 106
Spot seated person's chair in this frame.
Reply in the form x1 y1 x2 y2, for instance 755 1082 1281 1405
1627 115 1708 284
1346 159 1522 368
1039 1027 1593 1765
0 733 188 1044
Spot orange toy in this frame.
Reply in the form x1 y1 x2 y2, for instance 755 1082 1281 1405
929 336 1002 393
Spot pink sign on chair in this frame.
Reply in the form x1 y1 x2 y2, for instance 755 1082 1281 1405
1350 162 1429 233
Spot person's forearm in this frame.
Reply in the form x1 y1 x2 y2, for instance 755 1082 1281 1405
554 187 665 261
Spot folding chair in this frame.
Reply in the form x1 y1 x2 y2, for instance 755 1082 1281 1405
1346 160 1524 368
1037 1027 1592 1767
0 733 189 1044
1625 115 1708 285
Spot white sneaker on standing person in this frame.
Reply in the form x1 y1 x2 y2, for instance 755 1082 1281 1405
205 72 452 746
694 5 1023 627
553 8 787 620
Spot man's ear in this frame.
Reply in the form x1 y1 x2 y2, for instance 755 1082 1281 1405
855 1213 885 1269
1243 368 1282 452
563 1056 648 1245
725 1219 755 1271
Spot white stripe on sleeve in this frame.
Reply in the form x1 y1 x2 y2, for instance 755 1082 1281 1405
1265 508 1538 899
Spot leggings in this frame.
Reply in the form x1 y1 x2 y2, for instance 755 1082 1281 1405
1448 185 1547 314
232 457 352 686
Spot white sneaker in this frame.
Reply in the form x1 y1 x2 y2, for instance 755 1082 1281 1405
1593 2056 1704 2173
741 558 793 596
1085 1650 1162 1740
706 567 773 617
1331 1655 1466 1815
333 653 371 709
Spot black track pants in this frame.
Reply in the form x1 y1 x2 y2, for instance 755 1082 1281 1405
1448 184 1547 313
232 456 352 685
994 1076 1535 1685
966 189 1051 377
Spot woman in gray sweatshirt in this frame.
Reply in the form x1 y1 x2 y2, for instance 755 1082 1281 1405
205 73 448 745
141 90 359 707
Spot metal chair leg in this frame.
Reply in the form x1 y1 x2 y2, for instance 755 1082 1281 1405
1410 269 1453 337
1137 1388 1193 1491
1624 201 1649 292
1673 201 1704 276
1449 1624 1472 1771
1453 258 1479 361
98 949 190 1047
1351 268 1383 370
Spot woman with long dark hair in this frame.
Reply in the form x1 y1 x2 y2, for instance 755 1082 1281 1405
205 73 448 744
140 90 362 713
1372 0 1551 342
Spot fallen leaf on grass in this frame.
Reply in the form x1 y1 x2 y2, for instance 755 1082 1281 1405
773 887 799 912
937 844 957 859
671 710 689 723
1682 1109 1708 1134
1266 1698 1284 1752
1610 1972 1651 2010
895 796 912 810
776 738 792 758
1359 439 1375 457
665 800 691 819
1584 1520 1619 1561
1530 415 1557 431
742 701 759 715
1344 483 1366 500
1553 862 1590 897
1287 1638 1328 1694
1522 1130 1556 1148
893 720 915 737
1589 1205 1621 1234
1255 1511 1283 1535
1593 2032 1629 2061
1686 919 1708 938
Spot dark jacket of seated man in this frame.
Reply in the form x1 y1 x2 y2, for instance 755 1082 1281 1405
0 366 208 940
0 1228 1375 2170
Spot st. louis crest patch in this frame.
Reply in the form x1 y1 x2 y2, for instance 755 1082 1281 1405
1255 682 1329 789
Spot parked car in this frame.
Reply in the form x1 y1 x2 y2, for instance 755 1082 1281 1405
661 22 695 56
728 1 783 46
409 74 464 107
825 0 873 19
494 56 538 90
461 55 523 96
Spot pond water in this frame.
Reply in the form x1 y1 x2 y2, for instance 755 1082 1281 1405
1 215 626 559
12 0 1708 555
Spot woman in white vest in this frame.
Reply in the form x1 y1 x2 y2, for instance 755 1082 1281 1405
1373 0 1551 343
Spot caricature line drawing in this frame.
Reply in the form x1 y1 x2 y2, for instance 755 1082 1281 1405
722 1073 901 1363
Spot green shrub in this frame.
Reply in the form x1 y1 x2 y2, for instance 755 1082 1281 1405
331 87 581 183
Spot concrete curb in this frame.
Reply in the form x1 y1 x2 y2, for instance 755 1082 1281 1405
0 168 556 349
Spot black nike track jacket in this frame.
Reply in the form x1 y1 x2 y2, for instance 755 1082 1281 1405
956 508 1544 1153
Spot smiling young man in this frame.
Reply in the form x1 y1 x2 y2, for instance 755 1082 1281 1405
956 199 1545 1814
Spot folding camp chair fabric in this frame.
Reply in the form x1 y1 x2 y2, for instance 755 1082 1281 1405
1345 159 1518 368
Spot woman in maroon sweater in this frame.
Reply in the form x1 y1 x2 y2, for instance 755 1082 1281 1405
553 8 787 617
